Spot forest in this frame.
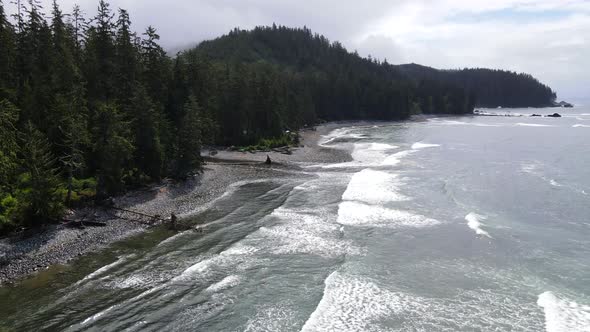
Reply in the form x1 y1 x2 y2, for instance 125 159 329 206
397 63 557 108
0 1 556 234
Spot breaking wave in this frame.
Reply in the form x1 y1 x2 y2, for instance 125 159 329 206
537 291 590 332
465 213 492 238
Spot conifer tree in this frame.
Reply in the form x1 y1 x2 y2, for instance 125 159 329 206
174 95 204 179
18 122 63 224
91 103 133 196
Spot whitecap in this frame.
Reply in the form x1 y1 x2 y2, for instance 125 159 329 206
342 169 409 204
515 123 554 127
537 291 590 332
257 208 359 258
78 255 130 283
301 271 426 332
573 124 590 128
205 275 241 293
381 150 415 166
337 201 440 228
465 213 492 238
412 142 441 149
366 142 399 151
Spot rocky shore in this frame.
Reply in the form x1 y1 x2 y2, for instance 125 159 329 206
0 124 351 285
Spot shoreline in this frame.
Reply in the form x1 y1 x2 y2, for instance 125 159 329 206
0 124 351 285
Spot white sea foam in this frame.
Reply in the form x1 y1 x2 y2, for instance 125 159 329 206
303 271 546 331
342 169 409 204
322 142 399 168
537 291 590 332
79 255 129 283
319 128 367 146
337 201 440 228
257 208 359 258
301 272 426 332
430 119 506 127
521 163 540 175
174 243 258 281
81 304 118 325
381 150 416 166
515 123 554 127
573 124 590 128
205 275 241 293
465 213 492 238
367 142 399 151
412 142 441 149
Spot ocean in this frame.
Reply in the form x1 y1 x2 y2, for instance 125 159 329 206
1 107 589 331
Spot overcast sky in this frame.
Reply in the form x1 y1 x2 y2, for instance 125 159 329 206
12 0 590 102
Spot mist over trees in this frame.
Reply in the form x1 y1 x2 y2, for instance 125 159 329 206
0 1 556 233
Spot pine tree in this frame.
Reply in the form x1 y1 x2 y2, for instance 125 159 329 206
84 0 116 103
174 95 204 179
114 8 138 112
0 100 19 194
130 84 163 181
0 0 15 99
18 122 63 224
91 103 133 196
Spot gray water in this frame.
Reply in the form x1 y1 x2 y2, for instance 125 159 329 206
1 107 590 331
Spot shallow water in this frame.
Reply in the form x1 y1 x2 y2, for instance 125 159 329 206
1 107 590 331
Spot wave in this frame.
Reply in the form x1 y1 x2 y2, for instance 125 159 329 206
301 271 417 332
537 291 590 332
381 150 415 166
321 142 398 169
412 142 441 149
367 142 399 151
573 124 590 128
258 208 359 258
342 169 409 204
337 201 440 229
173 243 259 282
205 275 241 293
428 119 504 127
515 123 554 127
78 255 130 283
465 213 492 238
319 128 368 147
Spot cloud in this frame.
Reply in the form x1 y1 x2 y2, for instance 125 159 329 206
7 0 589 100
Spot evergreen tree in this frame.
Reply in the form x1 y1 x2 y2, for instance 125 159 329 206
130 85 164 181
91 103 133 196
0 0 15 100
174 95 204 179
17 122 63 224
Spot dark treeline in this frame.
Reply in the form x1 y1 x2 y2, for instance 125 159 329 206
0 1 552 233
190 25 475 146
397 64 557 108
0 0 205 232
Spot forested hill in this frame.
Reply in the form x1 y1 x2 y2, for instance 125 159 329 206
396 64 557 108
180 25 475 145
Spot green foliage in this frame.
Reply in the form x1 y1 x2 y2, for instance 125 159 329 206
17 122 64 224
0 2 556 234
398 64 556 108
243 133 297 152
91 103 134 196
173 95 206 179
